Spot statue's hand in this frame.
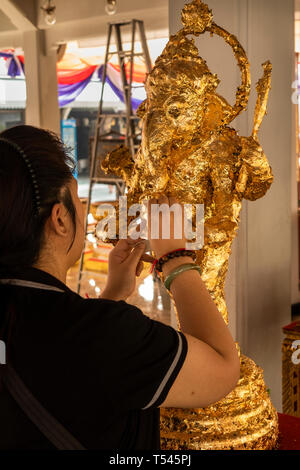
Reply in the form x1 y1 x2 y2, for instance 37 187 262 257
235 136 273 201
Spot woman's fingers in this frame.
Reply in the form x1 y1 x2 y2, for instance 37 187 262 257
109 239 131 264
158 194 169 205
127 240 146 267
147 198 157 218
148 198 156 240
141 253 155 263
136 260 144 277
110 238 145 264
169 196 178 206
147 194 187 258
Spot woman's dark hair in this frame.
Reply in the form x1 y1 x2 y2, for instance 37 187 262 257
0 124 77 269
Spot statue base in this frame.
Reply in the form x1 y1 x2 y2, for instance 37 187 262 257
160 354 278 450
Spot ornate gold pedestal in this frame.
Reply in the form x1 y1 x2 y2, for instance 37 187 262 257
160 355 278 450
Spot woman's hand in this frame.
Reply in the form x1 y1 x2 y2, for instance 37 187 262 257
100 238 153 301
148 195 188 259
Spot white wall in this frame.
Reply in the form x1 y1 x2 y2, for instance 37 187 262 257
169 0 294 411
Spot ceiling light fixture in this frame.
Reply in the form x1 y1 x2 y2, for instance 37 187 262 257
41 0 57 26
105 0 117 16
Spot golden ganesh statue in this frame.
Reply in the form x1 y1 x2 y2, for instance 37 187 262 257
101 0 278 450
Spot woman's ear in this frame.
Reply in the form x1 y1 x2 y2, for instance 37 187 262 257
50 202 69 236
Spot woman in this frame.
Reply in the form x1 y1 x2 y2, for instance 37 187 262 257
0 125 239 450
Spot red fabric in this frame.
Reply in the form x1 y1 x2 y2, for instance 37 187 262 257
57 65 97 85
1 48 147 85
109 62 146 83
278 413 300 450
57 63 145 85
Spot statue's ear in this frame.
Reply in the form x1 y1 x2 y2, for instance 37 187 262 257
235 137 274 201
136 99 147 118
202 93 232 130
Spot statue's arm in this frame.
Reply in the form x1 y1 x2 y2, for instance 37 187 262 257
235 136 274 201
101 145 134 186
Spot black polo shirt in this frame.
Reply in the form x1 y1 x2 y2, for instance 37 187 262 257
0 266 187 450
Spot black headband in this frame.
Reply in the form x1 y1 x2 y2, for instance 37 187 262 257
0 137 41 217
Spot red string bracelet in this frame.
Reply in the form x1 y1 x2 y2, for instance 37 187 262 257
150 258 159 273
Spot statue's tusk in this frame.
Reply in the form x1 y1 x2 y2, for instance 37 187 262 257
252 61 272 140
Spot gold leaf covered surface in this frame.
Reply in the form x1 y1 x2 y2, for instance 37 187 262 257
160 356 278 450
101 0 278 450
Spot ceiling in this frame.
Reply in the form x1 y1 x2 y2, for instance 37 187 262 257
0 0 169 51
0 9 16 31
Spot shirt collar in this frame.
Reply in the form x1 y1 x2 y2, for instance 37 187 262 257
0 266 72 294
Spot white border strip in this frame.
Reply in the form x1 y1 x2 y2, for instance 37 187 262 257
0 279 64 293
142 331 183 410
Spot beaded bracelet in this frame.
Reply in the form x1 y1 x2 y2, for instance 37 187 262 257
154 248 197 273
164 263 202 291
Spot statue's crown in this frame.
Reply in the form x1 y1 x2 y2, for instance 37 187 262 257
181 0 213 34
145 0 252 124
154 0 213 69
154 32 206 68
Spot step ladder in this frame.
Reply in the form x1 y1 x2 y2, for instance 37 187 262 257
77 19 152 295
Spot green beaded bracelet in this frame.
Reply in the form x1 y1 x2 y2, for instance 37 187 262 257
164 263 202 291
